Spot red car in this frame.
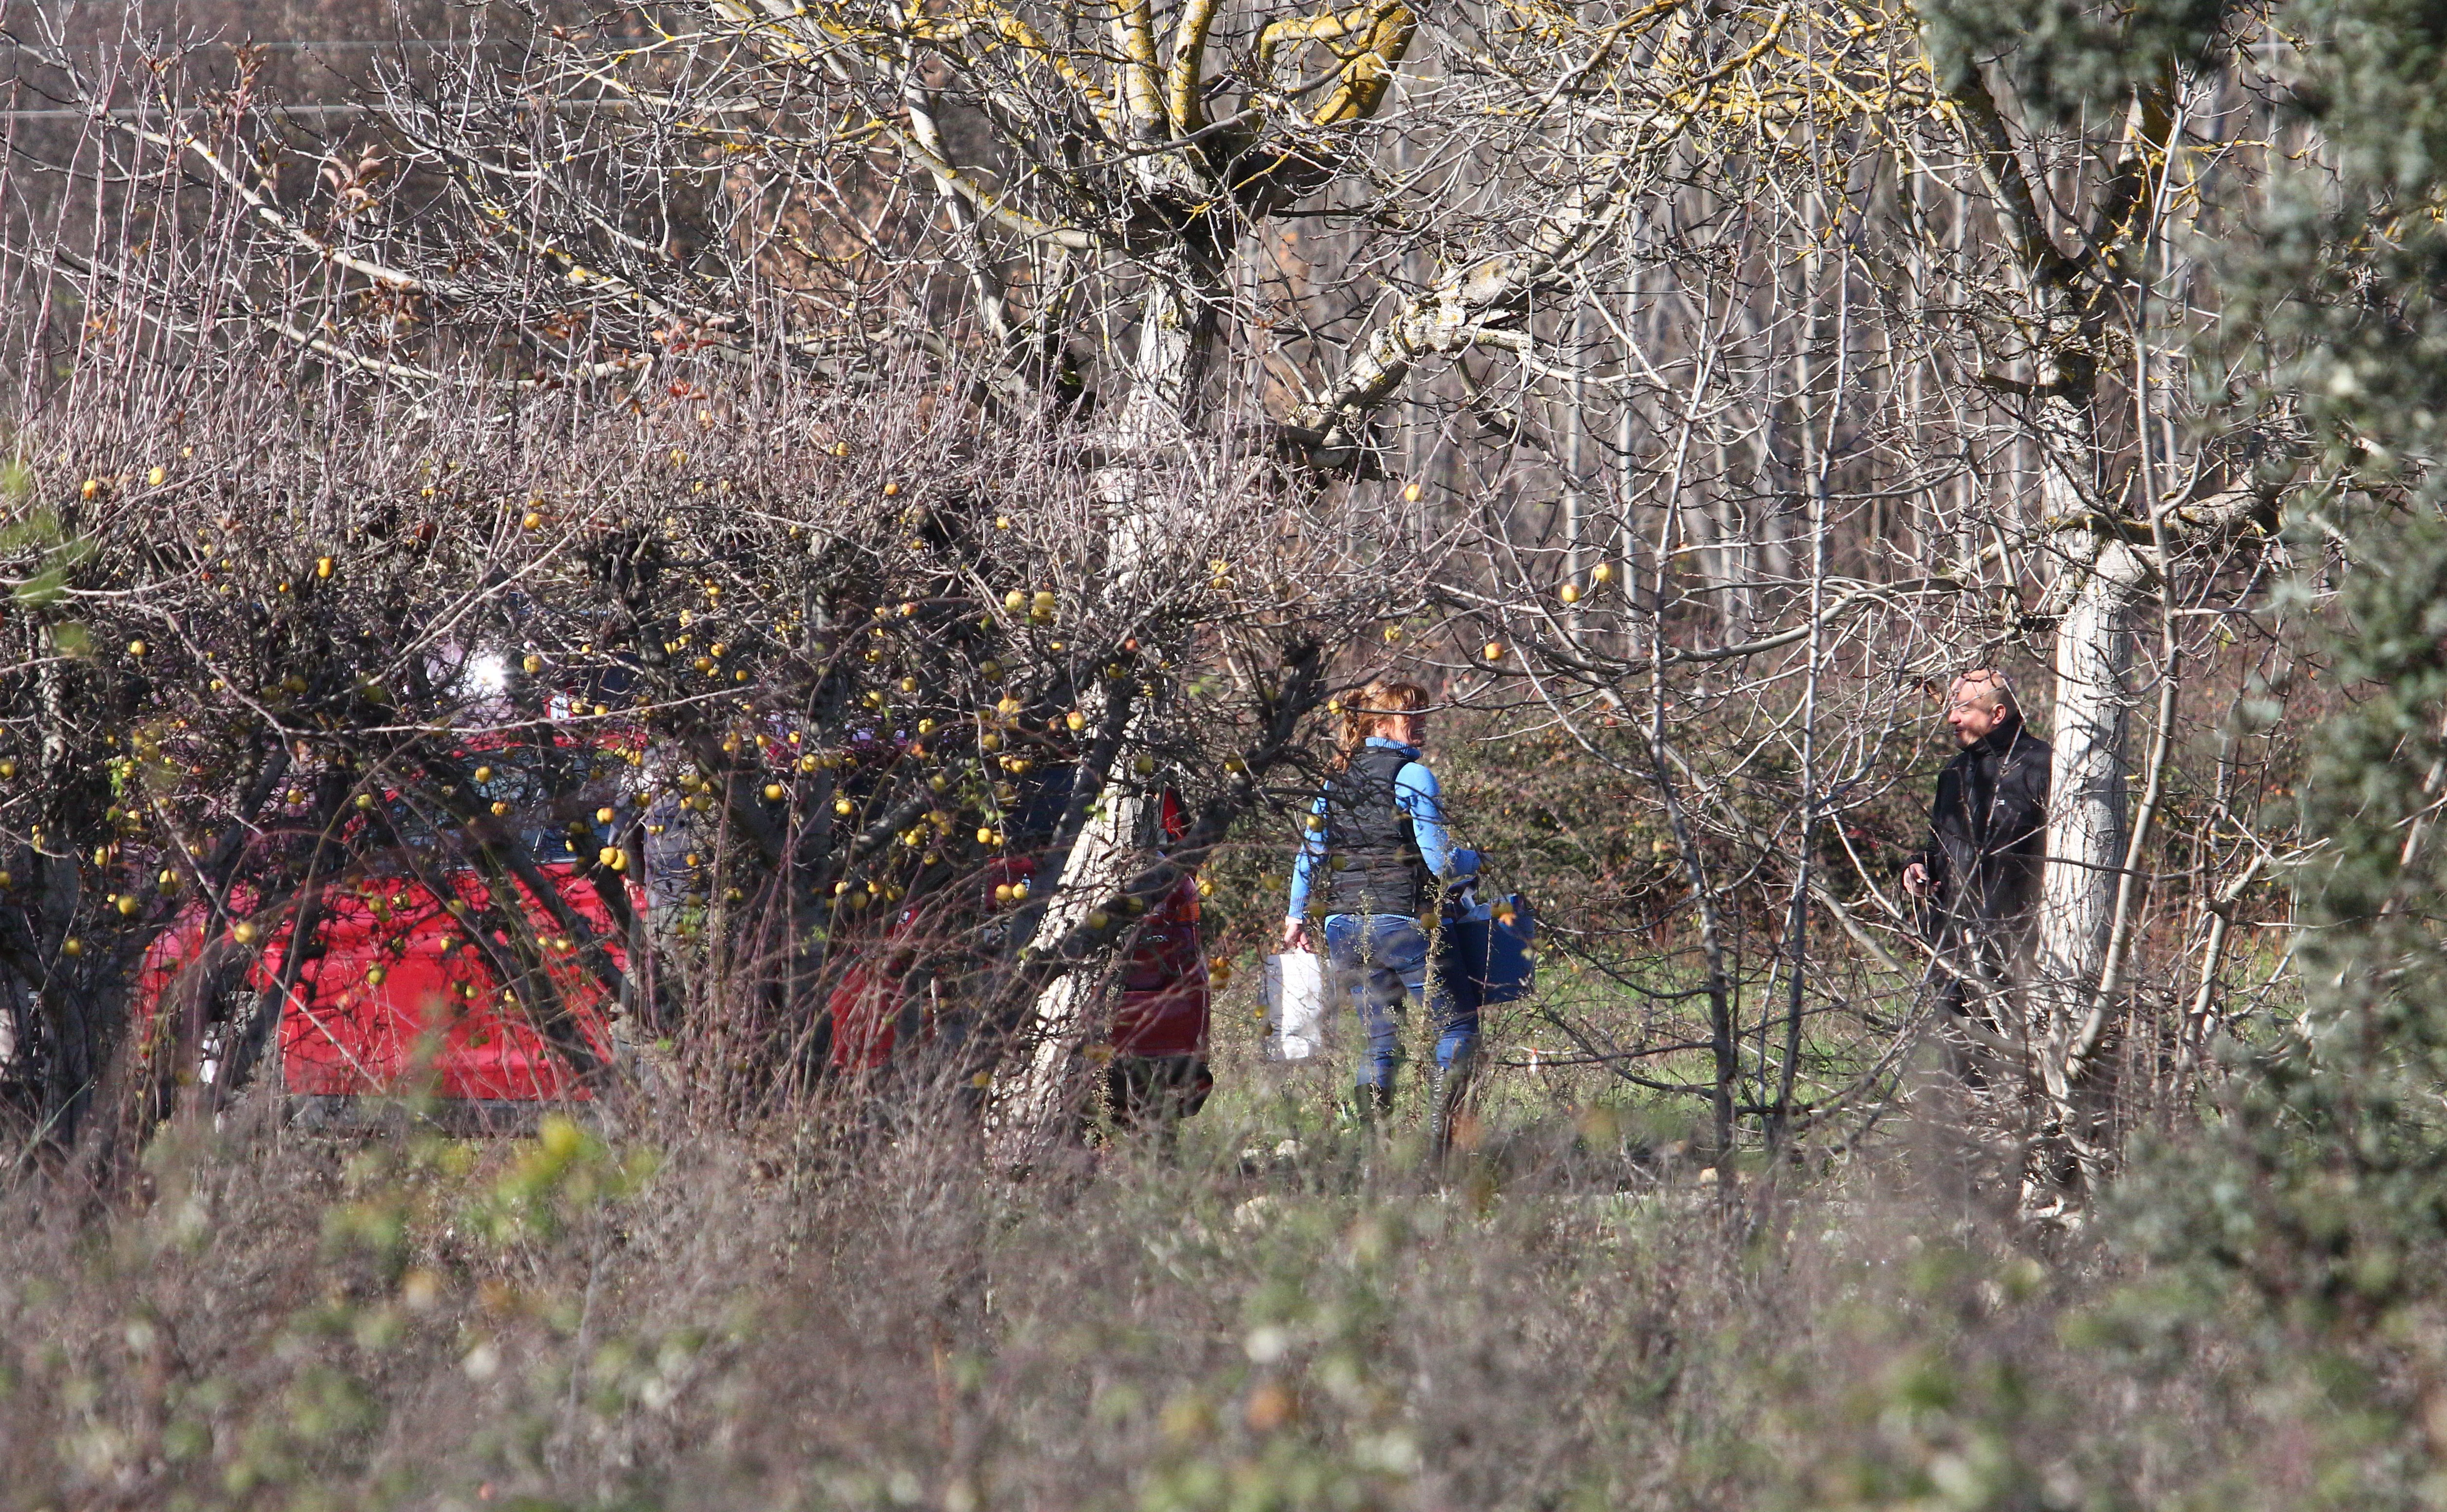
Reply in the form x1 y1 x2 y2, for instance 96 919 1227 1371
148 865 629 1107
826 854 1212 1070
134 741 1207 1127
827 787 1214 1122
135 741 640 1125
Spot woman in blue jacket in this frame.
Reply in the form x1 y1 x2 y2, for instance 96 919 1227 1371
1282 678 1480 1158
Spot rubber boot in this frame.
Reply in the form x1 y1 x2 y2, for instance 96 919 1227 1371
1355 1081 1393 1128
1425 1045 1476 1172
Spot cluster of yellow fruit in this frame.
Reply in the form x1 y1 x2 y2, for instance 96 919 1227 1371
1001 588 1060 624
1556 561 1617 605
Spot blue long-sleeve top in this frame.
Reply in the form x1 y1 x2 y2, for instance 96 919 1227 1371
1286 738 1476 920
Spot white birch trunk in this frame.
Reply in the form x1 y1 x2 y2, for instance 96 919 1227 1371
2025 368 2146 1202
2036 536 2144 1016
986 269 1206 1164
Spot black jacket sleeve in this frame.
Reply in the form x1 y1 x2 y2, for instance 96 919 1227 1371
1914 759 1959 890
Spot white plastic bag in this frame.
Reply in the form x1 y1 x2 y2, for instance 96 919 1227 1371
1262 951 1328 1062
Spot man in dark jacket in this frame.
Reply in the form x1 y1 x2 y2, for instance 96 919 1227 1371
1903 670 2052 1032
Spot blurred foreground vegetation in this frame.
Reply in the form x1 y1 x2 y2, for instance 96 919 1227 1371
3 991 2439 1512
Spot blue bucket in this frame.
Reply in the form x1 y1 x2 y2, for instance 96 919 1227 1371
1438 893 1535 1011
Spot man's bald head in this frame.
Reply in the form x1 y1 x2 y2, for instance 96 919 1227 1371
1946 669 2018 746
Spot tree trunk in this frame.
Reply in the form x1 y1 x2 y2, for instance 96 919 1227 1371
2026 356 2146 1206
2037 542 2142 1007
986 262 1215 1166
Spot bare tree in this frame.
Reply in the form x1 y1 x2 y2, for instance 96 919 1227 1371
0 0 2318 1190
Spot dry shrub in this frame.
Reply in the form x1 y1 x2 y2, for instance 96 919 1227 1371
0 326 1425 1161
0 1020 2418 1512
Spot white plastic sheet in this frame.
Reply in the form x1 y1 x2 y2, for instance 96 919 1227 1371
1262 951 1328 1062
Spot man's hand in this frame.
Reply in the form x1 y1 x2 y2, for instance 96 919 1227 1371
1281 917 1313 953
1901 861 1929 900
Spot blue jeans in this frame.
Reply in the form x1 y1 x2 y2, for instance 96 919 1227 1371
1323 913 1479 1093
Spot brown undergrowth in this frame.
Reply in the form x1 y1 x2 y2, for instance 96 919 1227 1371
0 1010 2417 1512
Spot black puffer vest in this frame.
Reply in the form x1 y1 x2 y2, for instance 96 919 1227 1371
1323 743 1431 917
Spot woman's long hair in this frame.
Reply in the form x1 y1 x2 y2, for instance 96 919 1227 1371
1332 679 1429 768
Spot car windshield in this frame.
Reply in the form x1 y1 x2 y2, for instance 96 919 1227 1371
370 743 620 867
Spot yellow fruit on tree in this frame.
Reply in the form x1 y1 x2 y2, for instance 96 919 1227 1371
1560 583 1581 605
147 466 167 487
1484 641 1506 662
232 921 259 945
764 783 785 802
